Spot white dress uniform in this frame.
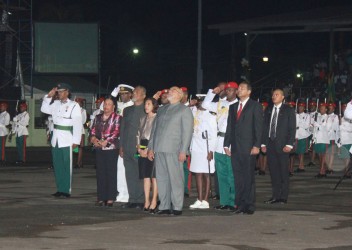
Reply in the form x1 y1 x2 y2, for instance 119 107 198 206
80 108 87 135
41 96 82 147
296 112 311 140
326 113 340 142
41 95 82 195
190 109 217 173
13 111 29 137
201 89 238 154
313 113 330 144
0 111 10 136
339 118 352 146
116 100 134 202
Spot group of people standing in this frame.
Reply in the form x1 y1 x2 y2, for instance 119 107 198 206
0 101 30 166
38 80 352 216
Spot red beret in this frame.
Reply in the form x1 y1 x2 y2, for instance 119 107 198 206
0 101 8 107
261 102 268 107
180 87 188 92
328 103 336 108
19 102 27 108
160 89 169 95
297 102 306 107
287 101 296 107
308 102 317 107
319 103 328 107
224 81 238 90
75 97 85 103
95 97 105 103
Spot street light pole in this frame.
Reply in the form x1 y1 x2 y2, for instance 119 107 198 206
196 0 203 93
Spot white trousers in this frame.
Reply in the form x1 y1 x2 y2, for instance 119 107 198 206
116 155 129 202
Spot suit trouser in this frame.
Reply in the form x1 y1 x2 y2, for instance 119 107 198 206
267 139 290 200
232 153 256 211
123 151 144 203
215 152 235 206
0 136 6 161
16 135 27 162
52 145 72 194
96 149 118 201
117 155 129 201
155 152 184 211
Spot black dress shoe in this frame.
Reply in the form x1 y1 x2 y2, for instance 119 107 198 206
212 195 220 200
294 168 305 173
244 209 255 215
173 210 182 216
264 198 279 204
15 160 24 165
307 161 315 166
232 208 245 214
135 203 143 209
127 203 137 208
326 169 333 174
258 170 266 175
279 199 287 204
61 193 71 198
95 201 104 207
155 209 171 215
51 192 62 197
214 205 229 210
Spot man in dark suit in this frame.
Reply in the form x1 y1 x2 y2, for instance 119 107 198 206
224 82 263 215
261 89 296 204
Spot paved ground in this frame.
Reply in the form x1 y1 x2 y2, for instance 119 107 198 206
1 148 352 250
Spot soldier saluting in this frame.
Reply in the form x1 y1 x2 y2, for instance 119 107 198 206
41 83 82 198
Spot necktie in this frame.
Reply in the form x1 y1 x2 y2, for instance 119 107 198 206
270 107 277 139
237 103 242 120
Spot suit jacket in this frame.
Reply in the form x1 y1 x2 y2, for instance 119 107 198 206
262 103 296 152
148 102 193 154
120 104 145 153
224 98 263 154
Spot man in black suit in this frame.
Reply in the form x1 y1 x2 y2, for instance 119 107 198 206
224 82 263 215
261 89 296 204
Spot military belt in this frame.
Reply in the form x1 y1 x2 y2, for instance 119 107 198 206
217 132 226 137
54 124 73 131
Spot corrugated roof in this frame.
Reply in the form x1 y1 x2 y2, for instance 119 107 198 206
209 5 352 34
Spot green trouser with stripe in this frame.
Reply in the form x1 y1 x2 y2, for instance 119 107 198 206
52 144 72 194
215 152 235 206
183 160 189 194
16 135 26 162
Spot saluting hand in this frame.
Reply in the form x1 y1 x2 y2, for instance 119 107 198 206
48 87 57 98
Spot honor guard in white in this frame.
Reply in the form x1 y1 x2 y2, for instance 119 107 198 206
74 97 87 169
89 97 105 130
313 103 330 178
189 95 217 209
325 103 340 172
12 102 30 164
202 81 238 210
111 84 134 202
41 83 82 198
338 103 352 166
294 102 311 173
0 101 10 165
307 101 318 166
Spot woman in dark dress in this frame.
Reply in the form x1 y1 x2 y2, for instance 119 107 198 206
136 97 158 213
90 97 121 207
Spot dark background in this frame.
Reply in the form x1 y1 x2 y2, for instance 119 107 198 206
29 0 352 96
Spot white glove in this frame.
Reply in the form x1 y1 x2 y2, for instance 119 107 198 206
111 86 120 97
13 117 17 122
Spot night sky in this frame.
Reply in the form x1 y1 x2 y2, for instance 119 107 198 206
32 0 352 97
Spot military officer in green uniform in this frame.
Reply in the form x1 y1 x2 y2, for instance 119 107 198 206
41 83 82 198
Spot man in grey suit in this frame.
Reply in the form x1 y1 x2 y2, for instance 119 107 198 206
148 86 193 216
